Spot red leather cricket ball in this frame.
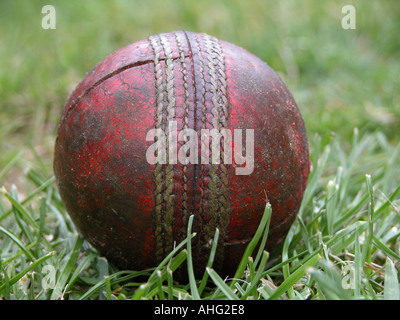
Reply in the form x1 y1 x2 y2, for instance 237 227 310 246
54 30 310 277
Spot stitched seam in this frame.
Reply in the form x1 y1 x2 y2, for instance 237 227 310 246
159 33 176 258
149 34 167 262
175 31 190 240
191 33 208 248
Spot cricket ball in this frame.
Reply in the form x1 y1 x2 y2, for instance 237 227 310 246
54 30 310 277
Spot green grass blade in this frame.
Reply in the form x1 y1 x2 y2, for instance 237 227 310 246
0 149 24 182
198 227 220 296
282 227 295 299
268 254 320 300
105 275 112 300
0 225 36 261
1 241 38 265
374 184 400 222
240 250 269 300
132 283 150 300
50 235 84 299
354 228 362 297
298 145 331 218
372 236 400 261
156 270 165 300
254 207 271 267
168 249 188 273
0 251 55 293
147 233 194 285
310 260 353 300
0 258 11 300
79 270 149 300
326 180 338 235
1 187 39 230
362 175 374 276
65 252 97 292
166 267 173 300
232 203 272 283
0 176 56 222
207 267 239 300
186 215 200 300
384 258 400 300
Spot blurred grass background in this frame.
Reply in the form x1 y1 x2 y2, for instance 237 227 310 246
0 0 399 196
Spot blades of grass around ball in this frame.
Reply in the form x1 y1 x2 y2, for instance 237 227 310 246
142 243 190 298
354 227 362 297
96 257 110 300
46 201 71 238
258 280 276 300
384 257 400 300
296 215 312 253
50 235 84 299
24 175 56 204
298 145 331 218
235 282 246 296
168 249 188 273
327 220 367 249
65 252 97 293
372 236 400 261
240 251 269 299
143 249 188 300
310 260 353 300
156 270 165 300
1 241 38 266
0 226 35 262
206 267 239 300
375 195 400 243
159 285 192 300
254 206 271 268
166 267 173 300
0 149 24 182
198 227 220 296
132 283 150 300
374 184 400 223
248 257 255 286
0 176 55 222
0 251 55 294
330 222 368 256
263 250 309 278
79 269 151 300
334 192 369 230
10 185 38 247
333 130 370 214
35 197 55 256
282 226 295 299
326 179 338 235
362 175 374 277
231 203 272 286
0 260 11 300
380 141 400 194
29 145 50 177
186 214 200 300
268 254 320 300
147 234 194 283
104 275 112 300
1 186 39 230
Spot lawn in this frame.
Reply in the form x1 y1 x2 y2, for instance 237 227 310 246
0 0 399 300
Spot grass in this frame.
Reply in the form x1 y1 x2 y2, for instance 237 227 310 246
0 0 399 300
0 127 399 300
